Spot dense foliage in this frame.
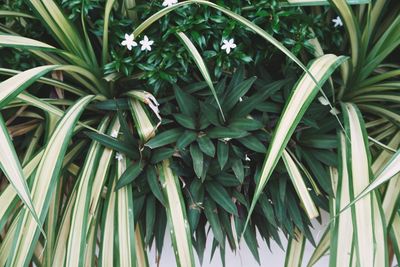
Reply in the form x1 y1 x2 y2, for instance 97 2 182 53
0 0 399 266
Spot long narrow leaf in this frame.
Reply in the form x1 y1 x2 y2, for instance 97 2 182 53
7 95 94 266
284 229 305 267
158 160 195 267
176 32 224 119
115 154 136 267
65 118 110 267
247 54 347 227
342 103 388 267
0 115 44 231
282 150 319 219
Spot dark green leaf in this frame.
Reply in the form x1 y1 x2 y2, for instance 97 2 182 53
206 182 238 216
200 102 221 126
243 224 260 264
207 127 248 139
229 118 263 131
177 130 198 150
217 141 229 169
204 198 224 244
147 166 166 205
190 143 203 178
222 77 257 112
154 207 167 254
300 135 337 149
194 226 206 265
85 131 138 159
150 148 175 164
197 136 215 157
116 161 143 190
145 195 156 245
92 99 129 110
231 158 244 183
237 135 266 153
145 128 183 149
259 194 277 227
230 80 285 119
173 113 197 130
173 85 199 116
215 173 241 187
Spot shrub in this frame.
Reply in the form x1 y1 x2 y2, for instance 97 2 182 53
0 0 399 266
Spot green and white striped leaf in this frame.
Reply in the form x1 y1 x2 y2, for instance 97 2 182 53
0 116 45 237
116 154 136 267
247 54 347 226
7 95 94 266
0 35 91 68
99 172 117 266
342 103 388 267
158 160 195 267
328 0 362 72
176 32 224 119
65 118 110 267
27 0 92 64
0 11 36 18
307 228 330 267
0 35 56 50
135 225 149 267
284 229 305 267
329 133 353 267
390 214 400 263
0 65 59 109
131 90 194 266
0 150 43 232
129 98 156 142
282 150 319 219
102 0 118 64
347 147 400 210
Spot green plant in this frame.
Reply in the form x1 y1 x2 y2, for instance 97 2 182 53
0 0 399 267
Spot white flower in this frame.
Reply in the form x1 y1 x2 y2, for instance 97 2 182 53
239 97 243 102
140 35 154 51
318 96 330 106
162 0 178 7
115 153 124 161
221 38 237 54
245 154 251 162
121 33 137 50
222 137 232 142
111 130 119 138
332 16 343 27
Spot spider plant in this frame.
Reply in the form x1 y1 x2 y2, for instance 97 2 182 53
0 0 398 266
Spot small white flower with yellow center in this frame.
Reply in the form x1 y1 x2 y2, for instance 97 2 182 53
221 38 237 54
115 153 124 161
332 16 343 27
140 35 154 51
162 0 178 7
121 33 137 50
